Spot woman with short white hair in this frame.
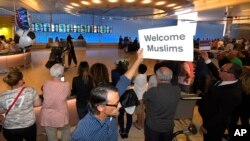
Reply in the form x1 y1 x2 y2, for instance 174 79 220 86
40 63 71 141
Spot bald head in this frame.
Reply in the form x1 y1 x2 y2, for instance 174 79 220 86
156 67 173 82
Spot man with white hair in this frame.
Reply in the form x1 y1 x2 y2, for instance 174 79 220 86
144 67 181 141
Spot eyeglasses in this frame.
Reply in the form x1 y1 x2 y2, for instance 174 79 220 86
220 68 231 73
105 102 120 108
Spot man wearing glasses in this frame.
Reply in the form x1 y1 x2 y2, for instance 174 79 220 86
71 49 143 141
198 52 242 141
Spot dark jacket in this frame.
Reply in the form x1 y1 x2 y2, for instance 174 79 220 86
120 89 139 108
198 61 242 131
72 76 94 108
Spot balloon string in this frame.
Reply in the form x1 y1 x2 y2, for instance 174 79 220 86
23 49 26 68
13 0 16 32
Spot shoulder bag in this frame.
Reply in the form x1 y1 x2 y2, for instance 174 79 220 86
0 87 26 132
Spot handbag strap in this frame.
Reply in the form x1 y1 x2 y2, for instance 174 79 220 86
5 87 26 116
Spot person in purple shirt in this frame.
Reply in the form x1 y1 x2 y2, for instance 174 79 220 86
71 49 143 141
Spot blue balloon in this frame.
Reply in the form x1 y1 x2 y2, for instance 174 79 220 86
16 8 30 30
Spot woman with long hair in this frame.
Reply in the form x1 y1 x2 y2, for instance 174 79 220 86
72 61 94 119
90 63 109 86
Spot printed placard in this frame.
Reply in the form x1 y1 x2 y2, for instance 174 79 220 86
138 26 193 61
199 40 211 51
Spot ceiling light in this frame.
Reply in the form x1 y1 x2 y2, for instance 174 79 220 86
93 0 101 4
141 0 151 4
66 5 74 9
81 1 90 5
155 1 166 6
167 3 177 8
108 0 118 3
65 9 71 12
175 9 193 15
173 6 182 9
125 0 135 3
71 3 80 7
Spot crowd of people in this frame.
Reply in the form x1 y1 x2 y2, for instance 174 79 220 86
118 36 139 52
194 37 250 51
0 35 21 54
0 35 250 141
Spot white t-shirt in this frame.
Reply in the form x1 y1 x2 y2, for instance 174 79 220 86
133 74 148 100
148 74 157 89
0 86 39 129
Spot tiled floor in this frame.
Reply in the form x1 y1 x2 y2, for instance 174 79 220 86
0 46 205 141
36 106 203 141
116 106 203 141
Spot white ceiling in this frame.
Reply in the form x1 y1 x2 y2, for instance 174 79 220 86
0 0 193 16
0 0 250 22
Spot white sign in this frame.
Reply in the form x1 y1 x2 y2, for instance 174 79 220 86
178 12 198 36
199 40 211 51
138 26 193 61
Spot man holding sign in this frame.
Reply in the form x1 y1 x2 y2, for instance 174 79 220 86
138 26 193 141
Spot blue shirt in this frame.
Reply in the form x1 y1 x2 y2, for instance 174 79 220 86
71 75 130 141
71 112 117 141
116 75 131 96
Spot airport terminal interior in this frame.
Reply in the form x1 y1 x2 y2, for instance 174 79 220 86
0 46 204 141
0 0 250 141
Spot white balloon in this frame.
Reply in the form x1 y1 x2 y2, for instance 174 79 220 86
18 36 26 48
17 30 36 49
16 29 24 36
